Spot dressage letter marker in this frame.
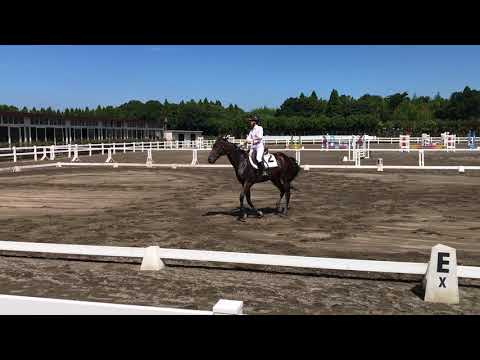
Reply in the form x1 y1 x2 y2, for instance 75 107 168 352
423 244 459 304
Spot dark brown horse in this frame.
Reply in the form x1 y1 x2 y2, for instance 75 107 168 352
208 136 301 221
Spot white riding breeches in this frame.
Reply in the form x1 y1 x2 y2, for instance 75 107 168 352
250 143 265 164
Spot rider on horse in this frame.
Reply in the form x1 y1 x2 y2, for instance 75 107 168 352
246 115 267 177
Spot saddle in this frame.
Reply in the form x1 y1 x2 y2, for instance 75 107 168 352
249 148 278 170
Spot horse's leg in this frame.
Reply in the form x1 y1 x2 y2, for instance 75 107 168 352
271 179 285 214
239 187 247 221
283 181 291 216
245 183 263 218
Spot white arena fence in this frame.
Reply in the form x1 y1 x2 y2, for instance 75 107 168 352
0 240 479 279
2 146 480 174
0 240 478 312
1 135 479 164
0 295 243 315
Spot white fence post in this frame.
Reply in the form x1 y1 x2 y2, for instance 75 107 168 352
105 148 113 163
146 149 153 167
89 144 92 156
50 145 55 161
33 146 37 161
71 145 79 162
157 141 160 150
12 146 16 163
101 143 105 155
141 142 144 152
191 149 199 166
113 143 116 155
355 148 361 167
419 149 425 167
68 144 72 158
40 147 47 161
295 149 301 165
123 143 126 153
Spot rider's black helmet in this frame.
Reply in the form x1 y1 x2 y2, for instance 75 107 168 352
248 115 260 124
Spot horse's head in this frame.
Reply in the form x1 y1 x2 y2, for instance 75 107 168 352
208 136 232 164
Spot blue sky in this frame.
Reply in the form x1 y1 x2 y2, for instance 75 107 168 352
0 45 479 111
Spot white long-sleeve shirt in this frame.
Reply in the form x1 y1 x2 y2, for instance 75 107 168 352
246 125 264 148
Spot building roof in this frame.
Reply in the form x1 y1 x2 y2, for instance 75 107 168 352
0 110 161 124
165 130 203 133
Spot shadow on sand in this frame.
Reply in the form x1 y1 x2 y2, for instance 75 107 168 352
411 283 426 300
203 207 281 218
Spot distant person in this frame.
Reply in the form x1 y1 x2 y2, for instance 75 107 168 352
246 115 267 176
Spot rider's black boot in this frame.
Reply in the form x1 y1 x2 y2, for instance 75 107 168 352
258 161 268 177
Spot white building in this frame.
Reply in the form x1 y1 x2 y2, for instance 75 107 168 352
0 111 202 145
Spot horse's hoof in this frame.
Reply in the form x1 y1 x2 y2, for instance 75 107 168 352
257 211 263 218
277 208 288 217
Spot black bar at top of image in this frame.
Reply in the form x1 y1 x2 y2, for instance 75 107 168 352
0 7 479 45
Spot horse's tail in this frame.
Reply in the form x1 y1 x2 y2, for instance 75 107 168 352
286 155 301 183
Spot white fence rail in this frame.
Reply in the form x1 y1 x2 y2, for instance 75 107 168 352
0 241 478 279
0 294 243 315
1 135 479 164
1 241 478 311
1 134 480 173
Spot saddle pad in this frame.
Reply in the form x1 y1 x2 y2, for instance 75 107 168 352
249 153 279 169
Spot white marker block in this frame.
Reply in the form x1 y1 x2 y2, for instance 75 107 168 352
12 166 21 173
171 165 177 169
212 299 243 315
112 163 119 168
56 162 62 168
458 166 465 173
342 156 348 162
303 165 310 171
140 246 165 271
377 158 384 172
423 244 459 304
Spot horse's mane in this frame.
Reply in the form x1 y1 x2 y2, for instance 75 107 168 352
221 137 247 155
232 141 247 155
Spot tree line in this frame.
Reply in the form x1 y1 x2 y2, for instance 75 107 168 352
1 86 480 137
